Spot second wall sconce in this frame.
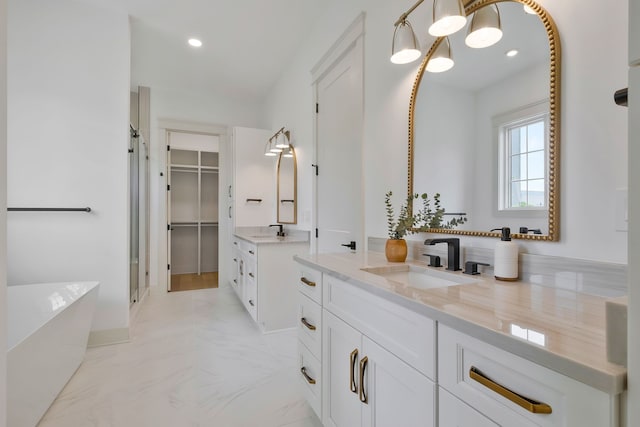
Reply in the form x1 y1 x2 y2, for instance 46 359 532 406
264 127 291 157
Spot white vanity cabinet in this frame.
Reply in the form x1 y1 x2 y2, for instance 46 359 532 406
438 325 621 427
295 257 623 427
321 274 436 427
234 237 308 331
439 388 499 427
297 264 323 419
323 310 435 427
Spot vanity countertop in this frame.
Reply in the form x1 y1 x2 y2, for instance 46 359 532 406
234 229 309 245
294 251 627 394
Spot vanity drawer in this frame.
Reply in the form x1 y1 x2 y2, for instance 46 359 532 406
297 264 322 304
438 324 616 427
298 293 322 358
323 274 435 379
298 339 322 420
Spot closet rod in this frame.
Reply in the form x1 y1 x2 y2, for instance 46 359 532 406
8 207 92 212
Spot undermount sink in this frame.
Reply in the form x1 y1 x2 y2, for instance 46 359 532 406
361 264 477 290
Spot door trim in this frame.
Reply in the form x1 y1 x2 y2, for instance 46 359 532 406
311 12 365 84
157 120 228 292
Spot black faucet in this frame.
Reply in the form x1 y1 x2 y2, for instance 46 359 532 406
269 224 285 237
424 238 461 271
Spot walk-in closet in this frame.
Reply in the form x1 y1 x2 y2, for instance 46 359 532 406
167 131 220 291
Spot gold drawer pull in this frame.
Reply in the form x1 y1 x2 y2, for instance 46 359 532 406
300 277 316 287
359 356 368 404
469 367 552 414
301 317 316 331
350 349 359 393
301 367 316 385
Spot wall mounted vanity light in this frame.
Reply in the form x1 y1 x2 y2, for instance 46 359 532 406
391 0 466 66
391 20 422 64
264 127 291 157
465 4 502 49
425 37 454 72
428 0 467 36
390 0 508 70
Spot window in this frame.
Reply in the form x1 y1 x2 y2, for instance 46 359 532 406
496 102 549 212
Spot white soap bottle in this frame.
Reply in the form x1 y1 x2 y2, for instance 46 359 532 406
492 227 518 281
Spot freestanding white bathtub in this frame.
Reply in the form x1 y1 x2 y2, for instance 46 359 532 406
7 281 100 427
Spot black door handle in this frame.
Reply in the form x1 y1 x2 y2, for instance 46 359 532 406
341 241 356 251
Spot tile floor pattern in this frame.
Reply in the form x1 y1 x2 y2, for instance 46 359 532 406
38 283 323 427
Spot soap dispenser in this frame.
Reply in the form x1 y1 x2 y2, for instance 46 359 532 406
491 227 518 281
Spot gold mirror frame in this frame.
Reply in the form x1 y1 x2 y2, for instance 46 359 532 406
277 145 297 224
408 0 560 241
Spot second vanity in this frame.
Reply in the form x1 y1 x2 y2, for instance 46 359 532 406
232 228 308 332
294 251 627 427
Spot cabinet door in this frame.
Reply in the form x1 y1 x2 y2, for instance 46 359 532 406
439 387 499 427
323 310 363 427
231 247 240 295
361 337 436 427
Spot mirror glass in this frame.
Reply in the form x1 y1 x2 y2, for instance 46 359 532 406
409 0 559 240
277 146 297 224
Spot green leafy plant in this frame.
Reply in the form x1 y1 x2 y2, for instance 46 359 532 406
385 191 420 239
385 191 468 239
414 192 468 230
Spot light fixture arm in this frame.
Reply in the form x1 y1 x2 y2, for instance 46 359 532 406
394 0 426 26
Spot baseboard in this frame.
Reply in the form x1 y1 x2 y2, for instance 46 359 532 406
87 327 130 347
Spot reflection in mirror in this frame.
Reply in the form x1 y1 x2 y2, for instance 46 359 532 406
409 0 559 240
277 145 297 224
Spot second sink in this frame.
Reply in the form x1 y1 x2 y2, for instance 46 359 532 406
361 264 477 290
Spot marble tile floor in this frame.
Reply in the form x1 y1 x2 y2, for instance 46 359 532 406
38 283 323 427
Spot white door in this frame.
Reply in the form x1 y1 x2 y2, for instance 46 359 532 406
166 136 173 291
323 311 363 427
439 387 499 427
361 337 436 427
315 36 364 254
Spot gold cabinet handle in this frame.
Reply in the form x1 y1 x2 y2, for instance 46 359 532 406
469 367 552 414
301 367 316 385
300 277 316 287
350 349 359 393
359 356 368 404
301 317 316 331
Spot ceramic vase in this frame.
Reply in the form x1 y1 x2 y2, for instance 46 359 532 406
385 239 407 262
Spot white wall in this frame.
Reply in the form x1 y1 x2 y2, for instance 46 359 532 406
263 0 629 264
0 0 7 423
6 0 131 339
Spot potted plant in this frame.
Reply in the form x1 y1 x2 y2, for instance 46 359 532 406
384 191 419 262
384 191 468 262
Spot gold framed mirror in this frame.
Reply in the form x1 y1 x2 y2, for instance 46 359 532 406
277 145 297 224
408 0 560 240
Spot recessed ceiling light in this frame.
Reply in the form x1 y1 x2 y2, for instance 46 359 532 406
188 38 202 48
506 49 519 57
523 5 536 14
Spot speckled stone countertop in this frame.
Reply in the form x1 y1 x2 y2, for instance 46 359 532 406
293 251 627 394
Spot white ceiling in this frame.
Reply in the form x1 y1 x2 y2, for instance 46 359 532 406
86 0 328 101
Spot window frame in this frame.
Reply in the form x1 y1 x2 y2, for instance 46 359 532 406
494 100 550 215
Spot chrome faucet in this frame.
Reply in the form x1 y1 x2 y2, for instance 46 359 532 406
424 238 460 271
269 224 285 237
